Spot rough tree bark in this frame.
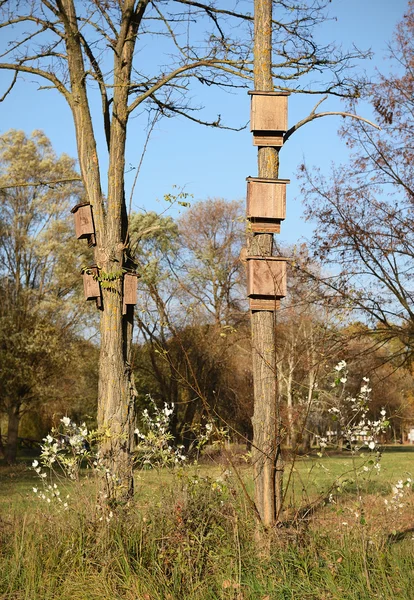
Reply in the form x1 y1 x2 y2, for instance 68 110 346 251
250 0 283 527
60 0 140 500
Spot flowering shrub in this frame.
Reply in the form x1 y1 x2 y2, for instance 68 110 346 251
31 417 98 509
31 400 190 509
39 418 96 478
385 477 413 511
133 396 228 468
133 396 186 469
309 361 393 521
185 420 230 462
316 361 389 461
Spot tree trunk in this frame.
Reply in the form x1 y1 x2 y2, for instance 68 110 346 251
97 301 136 500
299 428 311 455
251 309 278 524
95 21 137 499
250 0 283 527
286 369 296 450
59 0 139 502
5 404 20 465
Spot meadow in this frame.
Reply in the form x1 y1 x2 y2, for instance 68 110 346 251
0 449 413 600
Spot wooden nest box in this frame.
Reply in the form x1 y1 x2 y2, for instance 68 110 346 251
249 91 289 147
246 177 290 233
247 256 286 311
123 273 139 314
82 266 102 309
71 202 96 247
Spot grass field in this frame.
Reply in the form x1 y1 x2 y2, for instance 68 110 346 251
1 448 413 599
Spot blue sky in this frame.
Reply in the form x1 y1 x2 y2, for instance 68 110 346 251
0 0 408 245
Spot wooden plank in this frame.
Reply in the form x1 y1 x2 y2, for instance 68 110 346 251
252 132 284 147
123 273 138 305
249 219 281 233
249 298 281 311
247 256 287 298
248 90 290 97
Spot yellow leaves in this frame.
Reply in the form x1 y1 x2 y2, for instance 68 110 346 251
94 426 112 440
0 130 80 200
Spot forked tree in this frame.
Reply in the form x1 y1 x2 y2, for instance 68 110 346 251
0 0 366 505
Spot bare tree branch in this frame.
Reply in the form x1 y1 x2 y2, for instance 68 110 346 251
127 59 252 114
284 95 380 143
0 177 82 190
0 62 70 101
0 69 17 102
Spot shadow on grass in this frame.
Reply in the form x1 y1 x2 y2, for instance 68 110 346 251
382 445 414 453
387 526 414 544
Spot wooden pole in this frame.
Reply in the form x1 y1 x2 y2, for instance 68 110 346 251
250 0 283 526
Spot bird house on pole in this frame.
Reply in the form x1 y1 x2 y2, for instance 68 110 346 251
249 91 289 147
247 256 287 311
71 202 96 247
246 177 290 233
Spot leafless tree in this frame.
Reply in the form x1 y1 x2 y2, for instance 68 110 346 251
300 1 414 366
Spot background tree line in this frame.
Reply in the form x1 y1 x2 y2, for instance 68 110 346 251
0 130 98 463
1 121 414 463
130 203 414 452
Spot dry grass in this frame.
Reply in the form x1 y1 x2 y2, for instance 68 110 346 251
1 450 413 599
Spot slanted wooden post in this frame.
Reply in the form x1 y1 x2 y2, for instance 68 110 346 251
249 0 288 526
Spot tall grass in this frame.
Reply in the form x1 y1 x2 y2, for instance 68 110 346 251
1 463 413 600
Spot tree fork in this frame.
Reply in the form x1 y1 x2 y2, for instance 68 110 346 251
250 0 283 527
59 0 137 502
